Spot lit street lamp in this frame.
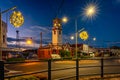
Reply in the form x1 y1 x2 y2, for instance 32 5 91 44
75 3 98 59
0 7 24 60
70 36 74 40
82 3 99 20
21 37 34 48
0 7 17 60
75 19 85 59
93 37 96 41
61 3 98 59
62 17 68 23
26 38 33 45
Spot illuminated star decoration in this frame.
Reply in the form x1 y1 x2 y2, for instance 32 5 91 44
10 11 24 28
79 31 89 41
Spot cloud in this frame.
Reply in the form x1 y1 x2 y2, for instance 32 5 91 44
22 25 51 36
114 0 120 5
31 26 50 31
7 37 16 42
7 36 49 48
116 0 120 3
7 25 73 47
7 37 25 42
25 25 52 43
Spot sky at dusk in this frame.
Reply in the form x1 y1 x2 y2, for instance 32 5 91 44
1 0 120 48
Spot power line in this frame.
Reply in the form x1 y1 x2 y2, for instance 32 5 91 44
55 0 64 17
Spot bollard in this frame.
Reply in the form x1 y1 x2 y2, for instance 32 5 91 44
76 59 79 80
0 61 4 80
48 59 51 80
101 58 104 78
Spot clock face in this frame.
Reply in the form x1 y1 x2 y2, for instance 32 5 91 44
54 23 61 27
10 11 24 28
79 31 89 40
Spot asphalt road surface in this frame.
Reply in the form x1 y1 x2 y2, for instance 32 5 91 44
5 59 120 79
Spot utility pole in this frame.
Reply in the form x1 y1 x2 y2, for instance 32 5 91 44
16 30 20 48
0 6 17 61
40 32 42 48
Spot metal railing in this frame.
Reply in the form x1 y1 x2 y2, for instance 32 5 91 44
0 57 120 80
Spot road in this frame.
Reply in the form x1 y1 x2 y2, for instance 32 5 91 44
5 59 120 79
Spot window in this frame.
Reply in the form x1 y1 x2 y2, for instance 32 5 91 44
3 35 5 43
59 31 61 34
54 31 56 34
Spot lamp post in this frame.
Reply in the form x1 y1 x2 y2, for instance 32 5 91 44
0 6 17 61
0 6 24 61
70 23 85 59
62 3 98 59
75 19 78 59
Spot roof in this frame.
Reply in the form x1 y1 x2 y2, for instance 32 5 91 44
70 44 83 47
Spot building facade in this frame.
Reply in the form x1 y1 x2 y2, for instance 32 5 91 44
52 18 62 50
1 21 7 48
37 18 96 59
0 20 7 60
38 18 63 59
0 21 7 48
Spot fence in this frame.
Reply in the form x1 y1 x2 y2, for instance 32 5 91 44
0 57 120 80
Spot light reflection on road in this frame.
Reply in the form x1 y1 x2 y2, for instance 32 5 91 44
21 62 38 66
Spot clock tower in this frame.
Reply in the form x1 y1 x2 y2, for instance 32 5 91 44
52 18 62 48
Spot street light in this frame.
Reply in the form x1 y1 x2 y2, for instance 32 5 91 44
26 38 33 45
75 19 86 59
74 3 98 59
70 36 74 40
82 3 99 20
62 17 68 23
0 7 17 60
93 37 96 41
61 3 98 59
0 6 24 60
21 37 34 48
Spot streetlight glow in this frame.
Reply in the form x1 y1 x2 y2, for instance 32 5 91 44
86 5 96 17
62 17 68 23
93 37 96 41
82 2 99 20
70 36 74 40
26 39 33 45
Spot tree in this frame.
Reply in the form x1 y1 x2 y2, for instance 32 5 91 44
59 50 71 57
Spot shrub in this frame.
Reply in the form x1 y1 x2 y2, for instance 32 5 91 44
59 50 71 57
9 75 47 80
6 58 25 62
9 75 39 80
